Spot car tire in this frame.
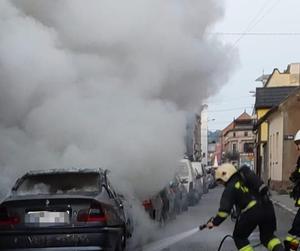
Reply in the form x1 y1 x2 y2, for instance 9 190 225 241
115 232 126 251
159 216 165 227
115 240 123 251
121 230 127 249
188 192 196 206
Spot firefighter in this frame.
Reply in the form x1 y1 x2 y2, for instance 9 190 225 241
284 130 300 251
205 163 284 251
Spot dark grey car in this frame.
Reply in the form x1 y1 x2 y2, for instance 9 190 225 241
0 168 131 251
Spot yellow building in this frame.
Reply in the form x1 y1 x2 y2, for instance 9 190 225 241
254 63 300 182
255 88 300 191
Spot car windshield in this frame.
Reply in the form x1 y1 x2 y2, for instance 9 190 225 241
15 173 100 196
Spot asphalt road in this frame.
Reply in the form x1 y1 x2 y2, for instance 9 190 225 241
135 186 295 251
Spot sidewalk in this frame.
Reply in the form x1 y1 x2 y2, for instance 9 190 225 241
271 191 298 215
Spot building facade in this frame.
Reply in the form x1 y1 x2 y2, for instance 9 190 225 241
185 112 201 161
254 86 297 180
254 63 300 179
221 112 255 168
201 105 208 166
256 87 300 191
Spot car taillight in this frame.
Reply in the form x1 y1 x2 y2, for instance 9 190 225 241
0 207 20 225
77 202 107 223
142 200 152 210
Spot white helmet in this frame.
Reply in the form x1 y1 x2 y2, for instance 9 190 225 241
295 130 300 144
215 163 237 183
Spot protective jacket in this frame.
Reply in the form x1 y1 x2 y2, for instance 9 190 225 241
212 171 283 251
290 156 300 207
212 172 256 226
239 165 269 199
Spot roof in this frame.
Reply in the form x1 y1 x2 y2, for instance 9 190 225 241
222 121 234 135
222 112 253 136
255 74 270 83
254 87 300 130
255 86 297 109
235 112 252 121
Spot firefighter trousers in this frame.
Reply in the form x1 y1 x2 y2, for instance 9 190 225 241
288 207 300 236
233 201 284 251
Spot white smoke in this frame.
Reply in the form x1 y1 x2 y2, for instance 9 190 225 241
0 0 235 201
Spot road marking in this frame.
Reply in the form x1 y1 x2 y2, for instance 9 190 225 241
271 199 297 215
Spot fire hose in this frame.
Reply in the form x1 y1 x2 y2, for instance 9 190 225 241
200 218 261 251
141 218 261 251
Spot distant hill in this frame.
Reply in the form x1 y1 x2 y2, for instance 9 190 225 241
208 130 221 144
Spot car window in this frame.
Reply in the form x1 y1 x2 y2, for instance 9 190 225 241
102 185 113 200
15 173 100 195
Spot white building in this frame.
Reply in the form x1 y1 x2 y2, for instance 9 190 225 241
201 105 208 167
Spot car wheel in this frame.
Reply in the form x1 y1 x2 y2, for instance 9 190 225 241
159 216 165 227
115 240 123 251
115 233 126 251
188 193 196 206
122 230 127 249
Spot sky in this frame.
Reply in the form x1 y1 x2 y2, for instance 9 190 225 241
206 0 300 131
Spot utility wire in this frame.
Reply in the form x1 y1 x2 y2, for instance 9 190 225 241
211 32 300 36
208 106 253 112
231 0 273 47
230 0 281 49
207 97 255 105
247 0 281 34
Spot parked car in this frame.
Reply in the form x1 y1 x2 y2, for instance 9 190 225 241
170 176 188 214
160 186 176 222
176 159 200 206
191 162 205 196
142 193 163 224
206 165 217 189
0 168 131 251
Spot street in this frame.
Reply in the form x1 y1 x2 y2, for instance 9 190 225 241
135 187 294 251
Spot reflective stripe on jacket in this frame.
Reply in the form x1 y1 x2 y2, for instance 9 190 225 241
212 173 257 226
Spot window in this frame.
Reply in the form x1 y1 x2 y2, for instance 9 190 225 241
270 135 272 164
244 143 254 153
244 131 248 137
276 132 279 163
233 132 236 137
233 143 237 152
15 173 100 196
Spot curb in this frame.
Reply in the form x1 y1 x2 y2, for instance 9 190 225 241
271 199 297 216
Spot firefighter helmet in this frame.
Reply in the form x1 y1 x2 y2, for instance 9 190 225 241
295 130 300 144
215 163 237 183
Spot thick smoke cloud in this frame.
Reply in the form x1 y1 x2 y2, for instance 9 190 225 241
0 0 235 201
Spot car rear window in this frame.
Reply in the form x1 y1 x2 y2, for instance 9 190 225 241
15 173 100 196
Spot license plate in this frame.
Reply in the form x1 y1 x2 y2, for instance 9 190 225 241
25 211 70 224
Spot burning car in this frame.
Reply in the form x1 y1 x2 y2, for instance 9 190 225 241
0 168 132 251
